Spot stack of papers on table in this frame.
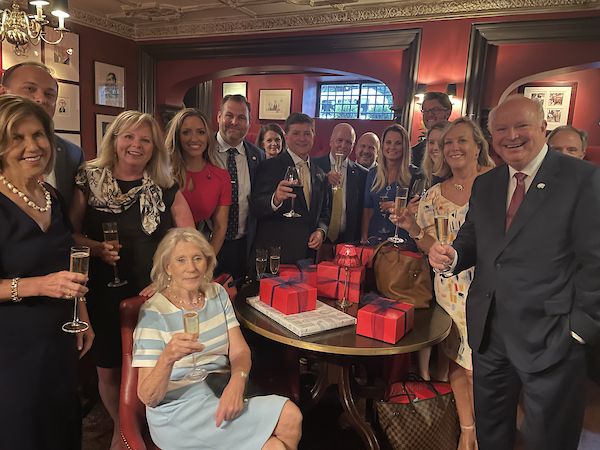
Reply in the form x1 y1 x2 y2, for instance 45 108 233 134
247 296 356 337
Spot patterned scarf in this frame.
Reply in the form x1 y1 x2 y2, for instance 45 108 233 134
75 167 165 235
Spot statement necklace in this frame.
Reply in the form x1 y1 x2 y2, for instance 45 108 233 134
454 184 465 191
0 173 51 212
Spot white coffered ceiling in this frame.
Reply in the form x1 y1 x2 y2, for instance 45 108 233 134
58 0 600 40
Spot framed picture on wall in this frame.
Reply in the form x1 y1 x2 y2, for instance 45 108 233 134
94 61 125 108
519 82 577 131
258 89 292 121
96 114 117 154
44 27 79 82
222 82 247 98
54 82 80 132
56 133 81 147
2 40 42 69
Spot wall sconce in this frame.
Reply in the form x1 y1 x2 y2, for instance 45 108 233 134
446 83 457 101
415 83 427 103
1 0 70 55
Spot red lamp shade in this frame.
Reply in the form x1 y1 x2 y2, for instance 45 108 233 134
333 244 361 268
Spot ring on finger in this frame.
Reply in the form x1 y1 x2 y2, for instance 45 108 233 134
66 289 73 299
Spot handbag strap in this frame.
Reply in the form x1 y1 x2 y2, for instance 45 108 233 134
402 373 446 409
366 240 389 266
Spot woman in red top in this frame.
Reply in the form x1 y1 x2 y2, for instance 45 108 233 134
166 109 231 255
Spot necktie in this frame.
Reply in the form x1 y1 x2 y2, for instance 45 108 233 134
226 148 239 240
328 186 343 243
506 172 526 231
299 161 310 211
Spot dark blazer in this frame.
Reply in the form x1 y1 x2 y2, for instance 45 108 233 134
251 151 330 264
453 148 600 373
53 135 85 209
312 154 368 243
242 140 265 255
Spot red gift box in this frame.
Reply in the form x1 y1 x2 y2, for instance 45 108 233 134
317 261 365 303
259 277 317 315
336 243 376 268
356 297 414 344
278 264 317 288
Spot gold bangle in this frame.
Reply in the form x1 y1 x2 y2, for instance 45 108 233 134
233 370 248 380
410 228 425 240
78 297 87 303
11 277 21 302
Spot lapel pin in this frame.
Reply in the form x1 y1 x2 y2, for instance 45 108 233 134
251 155 257 161
537 183 545 189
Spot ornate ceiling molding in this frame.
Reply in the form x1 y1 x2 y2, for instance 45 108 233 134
70 0 599 41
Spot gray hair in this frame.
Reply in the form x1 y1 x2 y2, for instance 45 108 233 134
547 125 588 153
488 95 545 131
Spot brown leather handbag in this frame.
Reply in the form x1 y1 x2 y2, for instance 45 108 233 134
368 241 433 308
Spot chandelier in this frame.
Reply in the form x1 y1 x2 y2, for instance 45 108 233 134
0 0 70 54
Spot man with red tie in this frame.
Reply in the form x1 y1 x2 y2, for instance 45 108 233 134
429 96 600 450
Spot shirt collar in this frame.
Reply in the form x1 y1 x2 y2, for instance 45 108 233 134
287 149 310 167
217 132 246 156
508 144 548 179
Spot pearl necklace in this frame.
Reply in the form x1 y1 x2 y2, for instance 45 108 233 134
0 174 51 212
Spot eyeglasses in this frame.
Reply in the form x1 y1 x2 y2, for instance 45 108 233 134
421 107 448 115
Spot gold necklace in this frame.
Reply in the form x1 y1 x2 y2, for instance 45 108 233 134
454 183 465 191
0 174 51 212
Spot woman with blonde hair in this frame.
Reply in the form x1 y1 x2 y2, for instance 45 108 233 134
421 120 450 188
70 110 194 449
392 117 495 450
134 228 302 450
166 108 231 255
361 124 421 243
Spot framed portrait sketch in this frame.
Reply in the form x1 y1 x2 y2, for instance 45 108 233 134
54 82 80 132
56 133 81 147
95 61 125 108
258 89 292 121
44 27 79 82
2 40 42 69
519 82 577 131
222 82 247 98
96 114 117 154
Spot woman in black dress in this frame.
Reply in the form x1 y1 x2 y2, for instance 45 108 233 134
0 95 93 449
70 111 194 448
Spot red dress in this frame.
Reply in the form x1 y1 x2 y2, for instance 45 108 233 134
182 162 231 224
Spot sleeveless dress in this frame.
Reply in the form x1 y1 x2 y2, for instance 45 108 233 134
0 191 81 449
416 184 473 370
133 283 288 450
79 175 178 368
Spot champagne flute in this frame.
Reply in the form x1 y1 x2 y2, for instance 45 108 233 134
270 246 281 275
282 166 302 218
434 206 451 273
102 222 128 288
332 152 344 191
378 194 390 234
388 186 409 244
182 300 208 382
409 178 427 202
62 246 90 333
256 249 268 280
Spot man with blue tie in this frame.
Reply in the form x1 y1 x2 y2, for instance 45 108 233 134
214 95 264 285
429 96 600 450
313 123 368 244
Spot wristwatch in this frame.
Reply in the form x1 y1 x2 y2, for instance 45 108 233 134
411 228 425 240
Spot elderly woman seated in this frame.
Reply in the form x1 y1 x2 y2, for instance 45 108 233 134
132 227 302 449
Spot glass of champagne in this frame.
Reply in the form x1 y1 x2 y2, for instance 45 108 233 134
270 246 281 275
378 194 390 234
102 222 128 288
332 152 344 191
409 178 427 202
62 246 90 333
388 186 409 244
256 249 268 280
434 206 451 272
182 300 208 382
282 166 302 218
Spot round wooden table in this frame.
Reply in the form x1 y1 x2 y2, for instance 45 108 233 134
234 284 452 450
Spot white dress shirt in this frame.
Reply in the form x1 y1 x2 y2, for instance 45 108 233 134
215 133 250 239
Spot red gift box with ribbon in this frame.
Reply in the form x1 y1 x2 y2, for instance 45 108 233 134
259 276 317 315
278 264 318 288
336 243 376 268
356 297 414 344
317 261 365 302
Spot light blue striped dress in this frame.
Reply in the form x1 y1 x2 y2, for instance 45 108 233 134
132 283 288 450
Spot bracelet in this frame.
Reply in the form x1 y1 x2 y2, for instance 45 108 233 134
78 297 87 303
11 277 21 302
410 228 425 240
233 370 249 380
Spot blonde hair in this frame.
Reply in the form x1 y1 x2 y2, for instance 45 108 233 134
151 228 217 295
436 117 495 179
371 124 412 193
421 121 450 187
165 108 217 190
0 95 56 175
86 111 173 188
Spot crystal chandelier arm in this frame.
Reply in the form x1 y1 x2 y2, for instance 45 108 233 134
40 29 64 45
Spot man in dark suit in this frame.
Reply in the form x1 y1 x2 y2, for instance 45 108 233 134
313 123 367 244
214 94 265 285
411 92 452 168
0 62 85 207
251 113 330 264
429 96 600 450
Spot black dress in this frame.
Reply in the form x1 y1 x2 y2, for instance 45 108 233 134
0 192 81 450
82 179 178 368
